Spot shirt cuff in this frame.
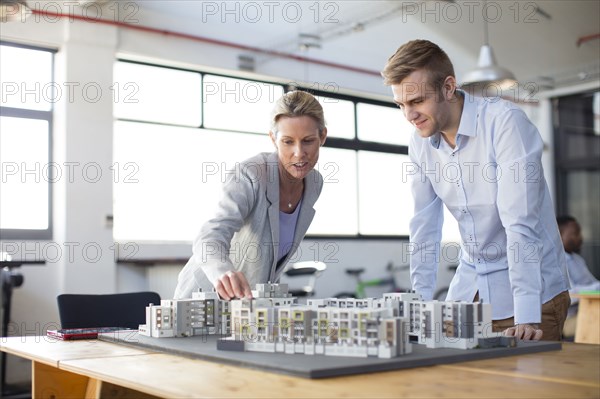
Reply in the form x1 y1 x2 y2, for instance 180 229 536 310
513 294 541 325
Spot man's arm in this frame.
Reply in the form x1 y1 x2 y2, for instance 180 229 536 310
494 108 546 325
408 134 443 300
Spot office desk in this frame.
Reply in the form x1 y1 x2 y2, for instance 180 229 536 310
573 293 600 344
1 336 599 398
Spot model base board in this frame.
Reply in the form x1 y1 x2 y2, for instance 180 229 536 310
99 331 561 379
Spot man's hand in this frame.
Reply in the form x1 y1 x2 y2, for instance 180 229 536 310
503 324 543 340
215 271 253 300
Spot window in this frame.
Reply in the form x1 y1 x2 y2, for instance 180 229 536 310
0 43 54 239
114 62 202 127
203 75 283 133
310 148 358 235
113 61 442 241
113 121 269 241
357 102 411 146
317 96 354 139
357 151 412 235
554 90 600 277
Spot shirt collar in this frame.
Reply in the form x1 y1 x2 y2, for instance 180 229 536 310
428 90 478 149
455 90 478 138
429 133 442 149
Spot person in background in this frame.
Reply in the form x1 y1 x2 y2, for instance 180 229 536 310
557 215 599 338
381 39 570 341
174 91 327 300
557 216 600 294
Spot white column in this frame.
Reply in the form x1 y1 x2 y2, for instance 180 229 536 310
54 20 118 294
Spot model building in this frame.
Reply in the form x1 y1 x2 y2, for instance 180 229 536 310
139 283 513 358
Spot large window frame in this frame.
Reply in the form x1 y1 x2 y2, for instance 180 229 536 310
553 89 600 277
0 42 55 240
303 87 409 239
113 59 411 242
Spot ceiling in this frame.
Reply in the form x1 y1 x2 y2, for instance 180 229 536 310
106 1 600 92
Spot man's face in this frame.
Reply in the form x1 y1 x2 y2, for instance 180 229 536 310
391 70 452 138
561 221 583 254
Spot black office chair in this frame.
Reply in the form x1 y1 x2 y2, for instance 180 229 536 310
57 292 161 329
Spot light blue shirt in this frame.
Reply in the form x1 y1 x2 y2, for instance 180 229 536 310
565 252 600 299
408 91 569 324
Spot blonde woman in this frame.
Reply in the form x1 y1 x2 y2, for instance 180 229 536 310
174 91 327 300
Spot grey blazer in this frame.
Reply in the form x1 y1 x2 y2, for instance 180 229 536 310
174 151 323 299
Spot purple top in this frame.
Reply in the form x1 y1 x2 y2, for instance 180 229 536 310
278 199 302 262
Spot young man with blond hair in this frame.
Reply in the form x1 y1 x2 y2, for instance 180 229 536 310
382 40 570 341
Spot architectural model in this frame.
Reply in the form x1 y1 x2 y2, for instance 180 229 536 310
139 283 514 358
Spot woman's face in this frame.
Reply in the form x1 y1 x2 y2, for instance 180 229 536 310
270 115 327 182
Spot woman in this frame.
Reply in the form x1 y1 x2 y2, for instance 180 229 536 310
174 91 327 299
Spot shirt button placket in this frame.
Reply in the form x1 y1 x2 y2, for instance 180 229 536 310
456 151 475 268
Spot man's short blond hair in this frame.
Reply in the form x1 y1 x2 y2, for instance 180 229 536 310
381 40 455 91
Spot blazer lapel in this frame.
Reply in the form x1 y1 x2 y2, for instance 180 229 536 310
266 152 280 278
293 171 318 245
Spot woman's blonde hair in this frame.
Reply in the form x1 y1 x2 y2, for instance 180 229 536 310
271 91 326 135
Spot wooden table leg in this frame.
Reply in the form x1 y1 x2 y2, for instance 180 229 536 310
33 361 160 399
575 296 600 344
33 361 88 399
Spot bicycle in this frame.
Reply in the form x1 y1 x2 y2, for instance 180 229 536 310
335 262 457 300
334 262 412 299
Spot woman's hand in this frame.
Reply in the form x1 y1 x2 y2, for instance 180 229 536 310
215 271 253 300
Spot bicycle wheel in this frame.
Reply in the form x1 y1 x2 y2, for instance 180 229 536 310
334 292 356 299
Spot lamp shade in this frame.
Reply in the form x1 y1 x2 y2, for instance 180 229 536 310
461 45 517 93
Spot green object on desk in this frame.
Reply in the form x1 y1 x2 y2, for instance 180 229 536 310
577 290 600 295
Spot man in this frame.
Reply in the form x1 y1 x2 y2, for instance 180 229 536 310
557 216 600 295
556 215 599 337
382 40 570 340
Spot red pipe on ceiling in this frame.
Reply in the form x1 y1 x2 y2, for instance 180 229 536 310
31 9 382 77
576 33 600 47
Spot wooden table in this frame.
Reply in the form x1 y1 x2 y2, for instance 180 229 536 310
1 336 599 398
573 293 600 344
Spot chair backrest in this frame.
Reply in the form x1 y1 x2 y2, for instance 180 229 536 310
285 261 327 275
284 261 327 297
57 292 161 329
